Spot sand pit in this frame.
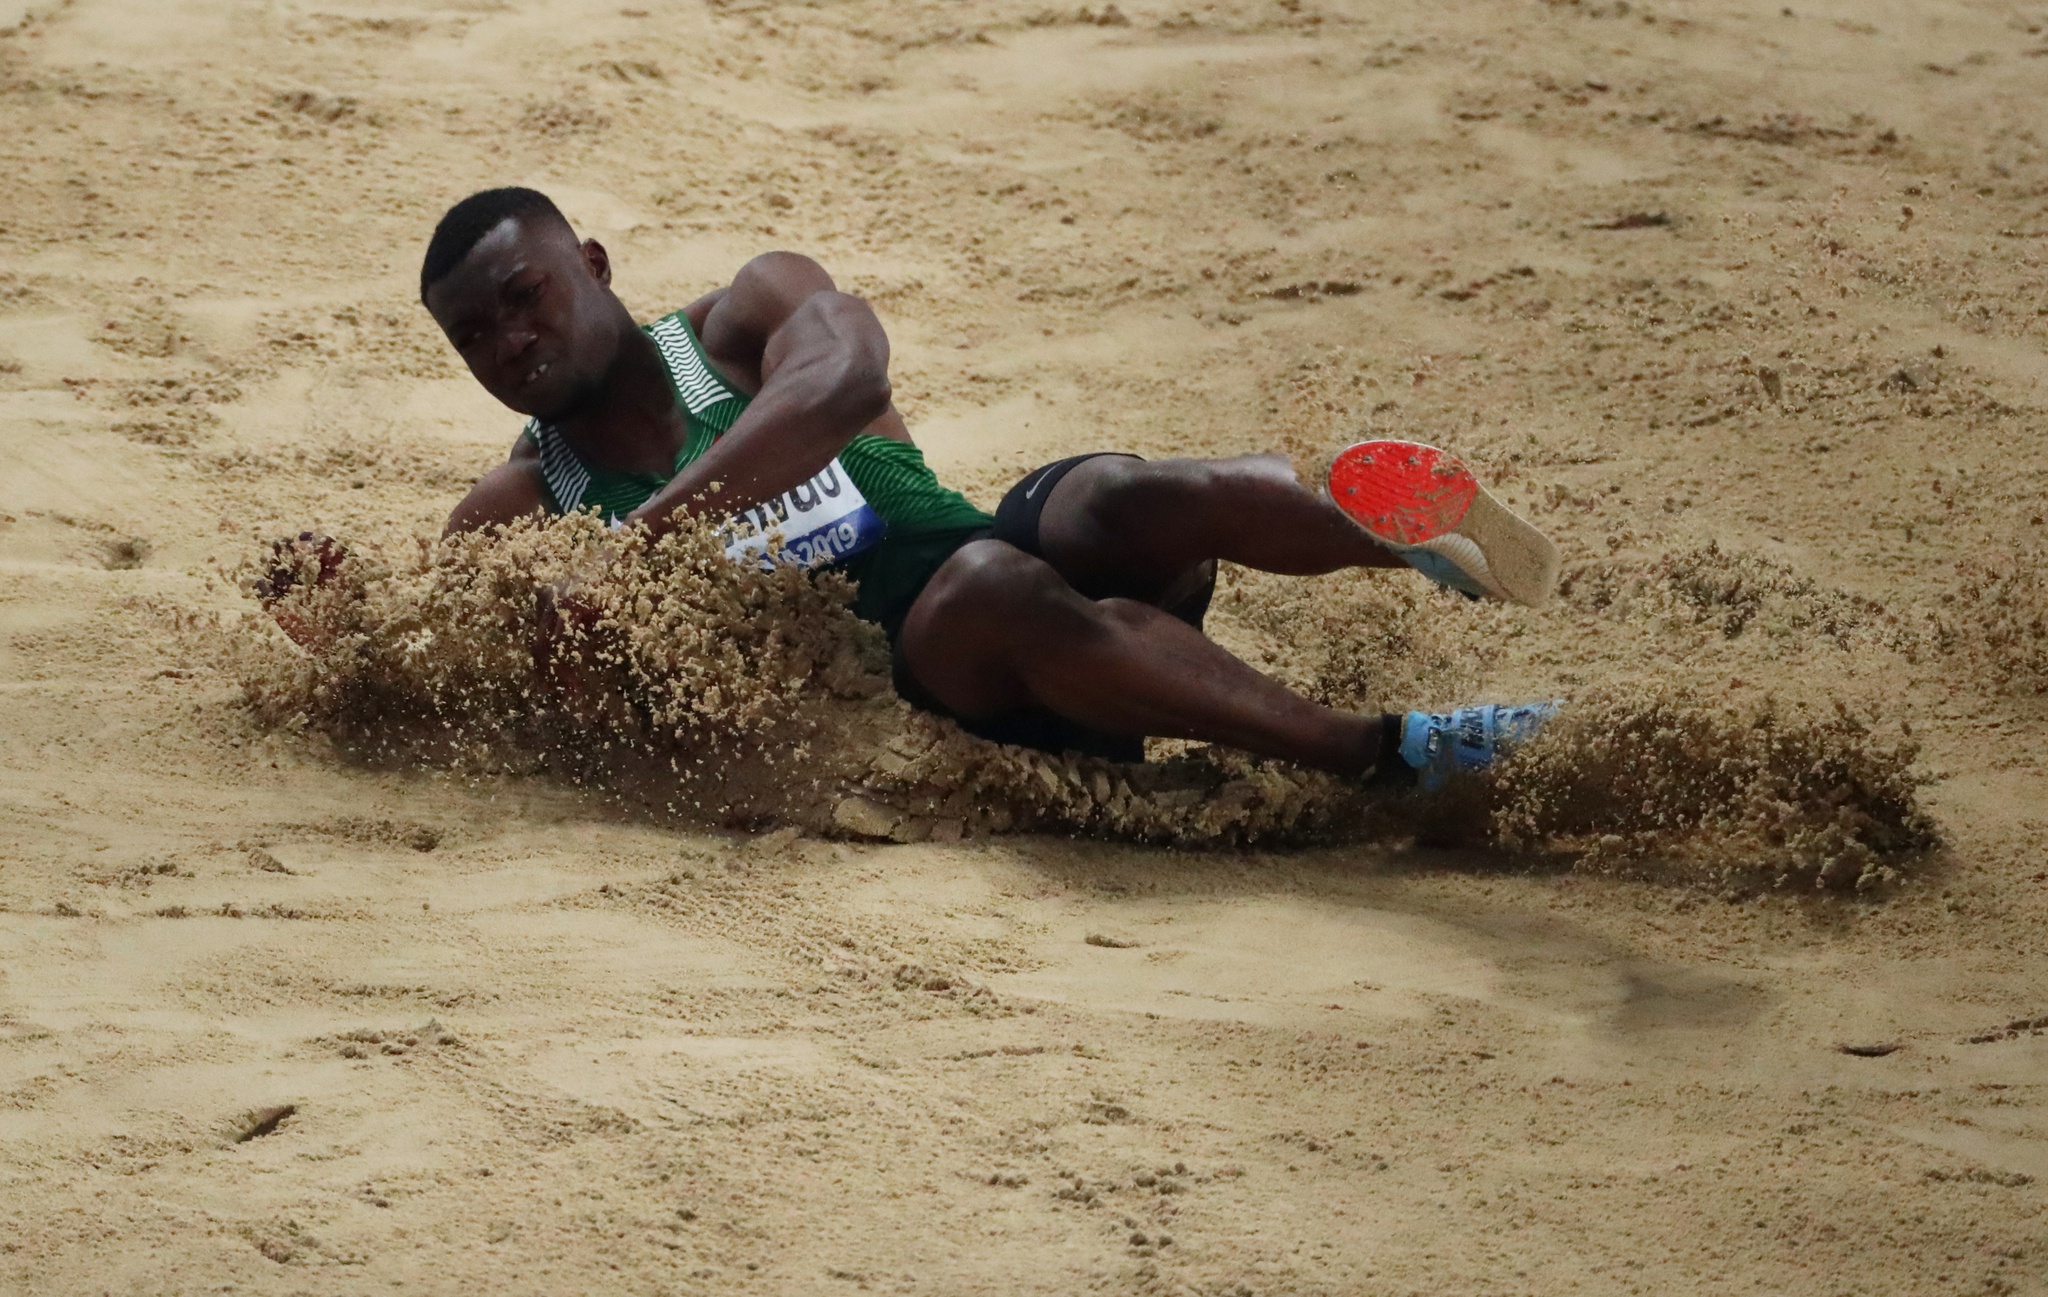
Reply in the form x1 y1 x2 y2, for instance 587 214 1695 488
236 517 1934 887
5 1 2048 1293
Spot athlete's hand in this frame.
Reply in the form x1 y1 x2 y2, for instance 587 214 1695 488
620 500 672 539
252 532 349 651
622 492 707 541
253 532 349 602
532 577 603 698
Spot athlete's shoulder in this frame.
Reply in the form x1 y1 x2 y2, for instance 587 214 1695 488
670 292 722 335
643 304 698 331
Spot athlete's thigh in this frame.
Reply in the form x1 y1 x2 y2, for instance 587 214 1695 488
1032 454 1217 601
898 539 1069 719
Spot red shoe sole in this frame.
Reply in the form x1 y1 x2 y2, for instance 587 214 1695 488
1326 440 1476 546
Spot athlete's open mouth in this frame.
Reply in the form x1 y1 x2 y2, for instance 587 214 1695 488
523 361 552 385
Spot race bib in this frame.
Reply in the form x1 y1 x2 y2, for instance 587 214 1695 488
721 458 886 570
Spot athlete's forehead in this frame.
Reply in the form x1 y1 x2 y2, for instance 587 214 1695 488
424 214 579 324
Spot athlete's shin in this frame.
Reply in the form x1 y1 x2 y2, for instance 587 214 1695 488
1013 596 1386 777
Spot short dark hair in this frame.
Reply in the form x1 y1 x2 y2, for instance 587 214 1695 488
420 187 569 301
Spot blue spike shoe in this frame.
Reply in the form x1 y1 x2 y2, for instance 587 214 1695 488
1397 701 1562 792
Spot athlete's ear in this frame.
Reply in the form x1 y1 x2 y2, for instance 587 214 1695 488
580 238 612 287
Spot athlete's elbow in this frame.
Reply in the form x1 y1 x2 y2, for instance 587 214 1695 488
853 360 894 423
821 353 892 428
804 291 892 426
443 503 491 537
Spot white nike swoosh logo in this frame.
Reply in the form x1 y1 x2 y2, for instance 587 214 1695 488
1022 467 1057 500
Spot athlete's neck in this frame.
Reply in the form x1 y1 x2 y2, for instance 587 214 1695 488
551 327 686 475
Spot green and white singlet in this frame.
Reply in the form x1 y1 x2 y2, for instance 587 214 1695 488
518 308 993 634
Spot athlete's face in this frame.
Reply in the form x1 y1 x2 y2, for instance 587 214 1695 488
425 216 625 422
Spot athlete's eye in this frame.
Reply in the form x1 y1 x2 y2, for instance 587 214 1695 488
513 280 543 305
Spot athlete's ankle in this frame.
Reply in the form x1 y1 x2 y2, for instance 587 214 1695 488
1320 713 1403 781
1360 713 1418 786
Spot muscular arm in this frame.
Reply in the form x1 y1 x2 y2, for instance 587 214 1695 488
444 441 548 535
624 252 893 536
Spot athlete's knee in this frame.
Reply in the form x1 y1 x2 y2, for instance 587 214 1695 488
918 540 1074 628
1087 596 1168 637
1068 457 1196 540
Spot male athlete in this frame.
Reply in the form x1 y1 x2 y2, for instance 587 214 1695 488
406 187 1560 786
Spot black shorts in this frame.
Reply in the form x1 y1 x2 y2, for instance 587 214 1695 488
891 453 1216 764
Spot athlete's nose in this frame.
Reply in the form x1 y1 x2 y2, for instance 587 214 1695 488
495 323 539 372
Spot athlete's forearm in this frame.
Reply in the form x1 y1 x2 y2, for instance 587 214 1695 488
624 353 890 535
